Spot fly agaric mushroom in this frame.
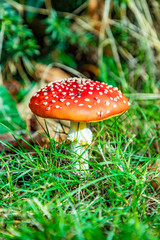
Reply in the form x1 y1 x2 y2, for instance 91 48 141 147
29 77 130 171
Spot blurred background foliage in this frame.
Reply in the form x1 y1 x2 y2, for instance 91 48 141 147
0 0 159 134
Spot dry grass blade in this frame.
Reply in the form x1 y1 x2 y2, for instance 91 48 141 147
128 0 160 49
126 93 160 100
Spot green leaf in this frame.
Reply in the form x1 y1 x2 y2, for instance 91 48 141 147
0 85 26 134
59 52 77 68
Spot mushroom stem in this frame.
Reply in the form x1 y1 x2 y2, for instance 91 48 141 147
67 121 92 170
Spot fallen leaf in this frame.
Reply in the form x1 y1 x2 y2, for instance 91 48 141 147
0 131 47 152
35 64 71 83
5 78 21 97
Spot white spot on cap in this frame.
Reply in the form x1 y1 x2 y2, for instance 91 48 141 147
36 94 39 97
97 99 100 104
78 104 84 106
107 110 110 114
45 96 49 99
74 100 78 103
77 88 83 92
85 98 90 102
88 92 93 95
106 101 110 106
52 100 56 103
66 102 70 106
110 97 113 100
44 92 48 95
43 102 48 105
88 105 92 108
123 100 126 103
113 87 118 91
35 103 39 105
46 107 50 110
99 92 103 95
113 104 117 108
55 105 60 108
60 99 65 102
128 102 131 106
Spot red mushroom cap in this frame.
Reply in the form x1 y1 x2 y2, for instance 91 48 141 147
29 78 130 122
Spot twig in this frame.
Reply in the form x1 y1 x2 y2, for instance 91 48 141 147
44 0 52 13
52 62 87 78
6 0 49 15
72 1 88 15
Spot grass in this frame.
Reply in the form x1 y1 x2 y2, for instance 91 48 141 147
0 96 159 239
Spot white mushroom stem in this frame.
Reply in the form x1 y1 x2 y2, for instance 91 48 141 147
67 121 92 170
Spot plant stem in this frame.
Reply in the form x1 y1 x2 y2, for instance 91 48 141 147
67 121 92 171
